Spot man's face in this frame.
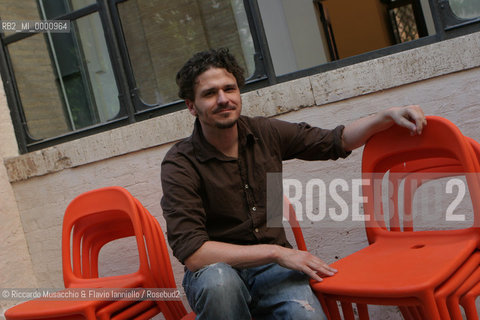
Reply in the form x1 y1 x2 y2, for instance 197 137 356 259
186 67 242 130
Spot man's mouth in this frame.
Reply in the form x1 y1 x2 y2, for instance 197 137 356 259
214 106 236 114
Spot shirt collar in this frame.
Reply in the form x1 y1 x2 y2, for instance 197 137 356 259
192 116 257 162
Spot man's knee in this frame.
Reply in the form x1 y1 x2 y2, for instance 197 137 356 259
194 263 245 296
184 263 251 318
185 262 250 301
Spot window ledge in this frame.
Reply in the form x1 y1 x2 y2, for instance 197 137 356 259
5 31 480 183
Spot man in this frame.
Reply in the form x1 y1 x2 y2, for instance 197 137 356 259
161 48 426 319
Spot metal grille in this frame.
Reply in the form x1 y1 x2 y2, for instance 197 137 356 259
390 4 420 43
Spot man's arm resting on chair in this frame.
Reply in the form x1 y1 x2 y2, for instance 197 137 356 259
342 105 427 151
184 241 336 282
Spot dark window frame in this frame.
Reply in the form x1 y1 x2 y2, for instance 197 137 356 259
0 0 479 153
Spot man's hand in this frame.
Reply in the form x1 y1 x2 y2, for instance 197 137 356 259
383 105 427 135
274 246 337 282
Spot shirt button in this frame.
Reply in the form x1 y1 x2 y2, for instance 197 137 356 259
255 228 259 233
245 184 249 189
252 207 256 211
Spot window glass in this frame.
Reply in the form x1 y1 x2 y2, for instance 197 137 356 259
0 1 43 21
0 1 43 37
7 13 119 139
8 34 70 139
0 0 97 38
390 5 419 43
449 0 480 19
70 0 97 10
75 14 120 123
40 0 96 18
117 0 255 106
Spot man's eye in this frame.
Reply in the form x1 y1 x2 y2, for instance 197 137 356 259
203 91 215 97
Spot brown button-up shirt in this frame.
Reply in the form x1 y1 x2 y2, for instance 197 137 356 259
161 115 350 264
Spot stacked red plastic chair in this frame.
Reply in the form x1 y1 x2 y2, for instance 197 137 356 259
309 116 480 319
4 186 192 320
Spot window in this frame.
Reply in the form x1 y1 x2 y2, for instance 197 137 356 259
384 0 429 44
1 0 265 152
0 0 479 153
309 0 432 61
449 0 480 20
113 0 257 109
2 0 120 143
438 0 480 30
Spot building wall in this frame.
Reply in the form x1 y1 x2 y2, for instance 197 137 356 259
0 77 38 316
2 31 480 318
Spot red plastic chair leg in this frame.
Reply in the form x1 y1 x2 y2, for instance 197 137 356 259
133 306 162 320
447 267 480 319
435 252 480 319
408 306 424 320
460 290 480 320
110 301 159 320
340 301 355 319
357 303 369 319
419 292 441 319
399 306 414 320
325 297 342 320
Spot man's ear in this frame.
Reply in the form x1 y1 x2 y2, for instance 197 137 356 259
185 99 197 116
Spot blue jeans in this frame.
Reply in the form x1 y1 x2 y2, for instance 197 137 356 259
183 262 326 320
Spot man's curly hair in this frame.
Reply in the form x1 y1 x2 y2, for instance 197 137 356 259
176 48 245 101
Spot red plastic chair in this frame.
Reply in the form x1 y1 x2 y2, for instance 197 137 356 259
388 136 480 319
63 195 188 319
62 187 153 289
4 187 169 320
68 193 182 320
310 116 480 319
66 187 176 320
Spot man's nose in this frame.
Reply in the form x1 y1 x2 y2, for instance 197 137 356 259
217 90 228 105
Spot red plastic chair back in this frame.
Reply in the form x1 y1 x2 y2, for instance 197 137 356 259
362 116 480 242
388 159 463 232
386 137 480 233
70 211 133 279
62 186 151 288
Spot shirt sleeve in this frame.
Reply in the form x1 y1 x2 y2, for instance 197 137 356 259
266 117 352 161
161 151 210 264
